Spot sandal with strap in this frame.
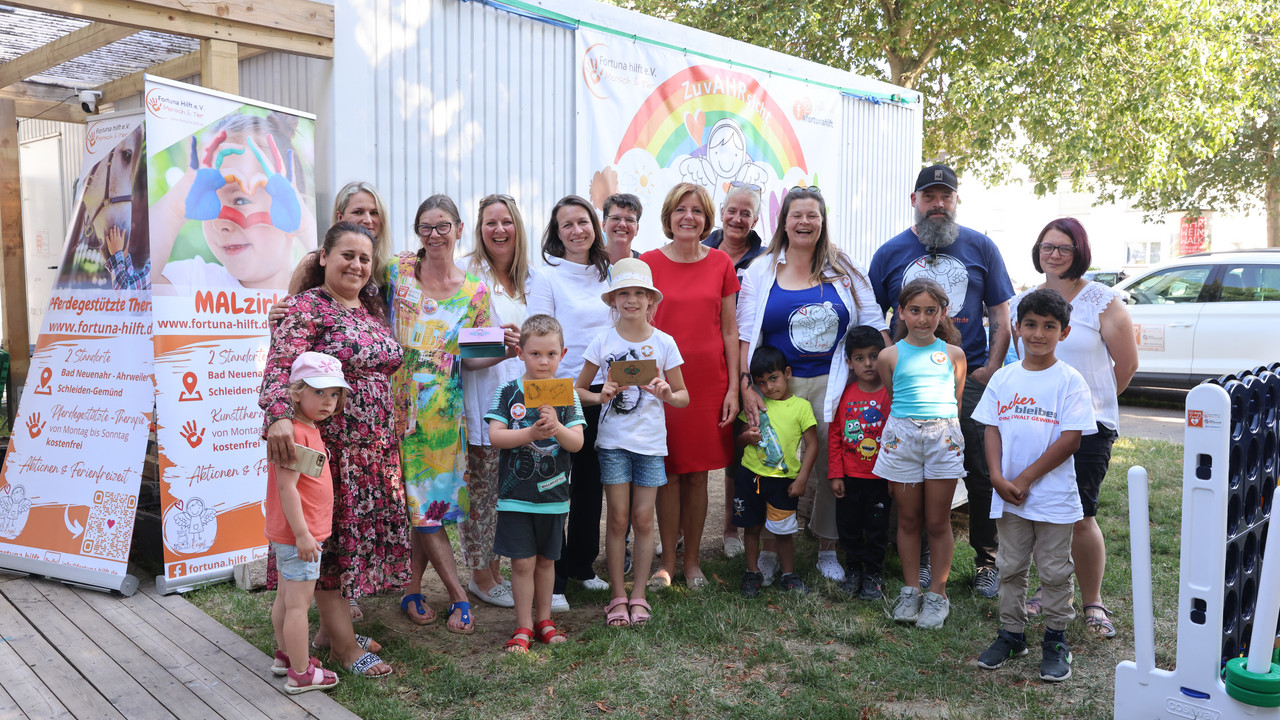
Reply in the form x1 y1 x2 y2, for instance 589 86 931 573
347 651 392 678
349 597 364 623
533 618 565 644
1084 603 1117 638
271 649 323 677
1026 589 1044 619
605 597 631 627
628 598 652 626
400 593 437 625
313 634 381 653
285 658 339 694
505 627 532 653
446 601 475 635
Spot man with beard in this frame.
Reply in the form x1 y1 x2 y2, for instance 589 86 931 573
868 163 1014 599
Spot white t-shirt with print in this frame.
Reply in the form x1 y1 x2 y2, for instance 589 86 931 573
972 360 1096 524
582 326 684 456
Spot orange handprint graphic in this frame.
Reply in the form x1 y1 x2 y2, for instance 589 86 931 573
181 420 204 448
26 413 45 439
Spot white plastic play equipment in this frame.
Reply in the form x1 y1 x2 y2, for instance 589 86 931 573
1116 365 1280 717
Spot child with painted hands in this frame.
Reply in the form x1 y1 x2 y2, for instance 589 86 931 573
575 259 688 628
265 351 349 694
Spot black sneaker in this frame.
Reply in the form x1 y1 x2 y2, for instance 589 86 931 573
919 564 931 590
1040 638 1073 682
973 566 999 598
741 571 764 598
977 629 1028 669
779 572 809 594
859 573 884 600
839 570 863 596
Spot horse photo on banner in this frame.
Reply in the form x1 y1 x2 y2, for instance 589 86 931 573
0 110 155 596
143 76 317 593
576 28 845 252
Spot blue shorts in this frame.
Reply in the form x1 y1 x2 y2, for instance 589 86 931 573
271 541 321 582
731 465 800 535
598 448 668 487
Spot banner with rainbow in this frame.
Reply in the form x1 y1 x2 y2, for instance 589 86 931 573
577 29 844 251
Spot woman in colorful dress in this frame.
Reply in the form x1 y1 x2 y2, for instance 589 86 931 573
640 182 741 589
392 194 517 633
458 194 533 607
262 221 407 678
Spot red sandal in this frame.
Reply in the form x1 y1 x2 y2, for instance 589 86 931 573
505 627 532 653
533 618 565 644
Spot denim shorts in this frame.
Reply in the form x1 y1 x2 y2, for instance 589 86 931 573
271 541 321 582
598 448 668 487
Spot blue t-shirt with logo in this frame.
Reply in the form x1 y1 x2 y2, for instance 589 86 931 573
868 226 1014 368
760 282 850 378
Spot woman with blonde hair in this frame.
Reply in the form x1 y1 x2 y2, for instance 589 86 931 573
458 194 533 607
640 182 741 589
286 181 394 295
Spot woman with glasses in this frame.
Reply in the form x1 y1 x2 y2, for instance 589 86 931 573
602 193 644 261
641 182 741 589
702 182 768 558
1012 218 1137 639
391 195 518 633
458 194 533 608
527 195 615 608
738 186 889 587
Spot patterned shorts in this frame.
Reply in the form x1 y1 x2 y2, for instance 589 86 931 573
872 415 966 484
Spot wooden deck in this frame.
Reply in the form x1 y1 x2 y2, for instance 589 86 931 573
0 574 361 720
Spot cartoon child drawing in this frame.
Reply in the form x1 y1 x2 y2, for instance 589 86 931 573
172 497 218 552
678 119 769 209
0 486 32 538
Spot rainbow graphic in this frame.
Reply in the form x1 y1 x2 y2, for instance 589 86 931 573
614 65 806 177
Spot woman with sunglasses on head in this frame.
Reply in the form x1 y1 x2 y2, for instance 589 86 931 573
391 195 519 634
640 182 742 590
1011 218 1137 639
737 186 889 588
702 182 768 557
527 195 615 608
457 194 534 608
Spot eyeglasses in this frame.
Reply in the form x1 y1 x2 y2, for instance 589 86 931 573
789 185 822 196
482 194 516 204
1038 243 1076 257
415 222 454 237
729 181 762 191
605 215 638 225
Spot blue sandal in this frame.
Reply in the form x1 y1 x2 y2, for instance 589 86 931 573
446 600 475 635
400 593 436 625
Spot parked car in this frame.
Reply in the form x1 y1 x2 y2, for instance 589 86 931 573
1114 249 1280 387
1083 269 1128 287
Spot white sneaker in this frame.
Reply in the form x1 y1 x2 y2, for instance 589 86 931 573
891 586 924 623
723 535 745 558
758 551 779 587
916 591 951 629
579 575 609 591
550 593 570 613
816 551 845 582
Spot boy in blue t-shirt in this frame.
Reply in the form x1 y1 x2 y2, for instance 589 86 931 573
734 345 818 597
487 314 585 653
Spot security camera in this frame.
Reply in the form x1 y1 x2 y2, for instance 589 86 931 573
79 90 102 114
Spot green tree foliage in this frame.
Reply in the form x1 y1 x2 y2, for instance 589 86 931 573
619 0 1276 244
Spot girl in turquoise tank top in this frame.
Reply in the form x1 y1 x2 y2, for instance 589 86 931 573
873 279 967 629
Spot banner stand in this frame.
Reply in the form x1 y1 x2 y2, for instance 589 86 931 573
0 557 139 596
155 567 229 595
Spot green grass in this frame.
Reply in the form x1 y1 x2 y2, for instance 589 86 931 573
189 436 1186 719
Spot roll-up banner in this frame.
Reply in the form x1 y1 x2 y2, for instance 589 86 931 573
575 28 845 252
144 76 317 593
0 111 153 596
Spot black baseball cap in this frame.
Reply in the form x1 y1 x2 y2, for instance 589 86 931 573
914 164 959 192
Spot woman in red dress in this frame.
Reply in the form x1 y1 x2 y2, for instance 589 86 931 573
640 183 740 588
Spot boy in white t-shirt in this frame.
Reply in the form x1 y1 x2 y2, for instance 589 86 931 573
971 288 1095 683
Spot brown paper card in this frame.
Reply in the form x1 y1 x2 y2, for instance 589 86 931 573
609 359 658 386
523 378 576 407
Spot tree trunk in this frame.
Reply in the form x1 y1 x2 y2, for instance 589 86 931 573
1268 179 1279 248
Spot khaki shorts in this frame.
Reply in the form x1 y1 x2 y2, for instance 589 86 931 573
872 415 966 484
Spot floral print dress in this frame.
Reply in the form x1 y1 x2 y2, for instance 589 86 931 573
388 255 491 529
260 288 411 597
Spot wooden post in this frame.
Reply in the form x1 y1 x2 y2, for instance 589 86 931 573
0 99 31 413
200 39 239 94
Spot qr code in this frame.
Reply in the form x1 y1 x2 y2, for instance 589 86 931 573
82 490 138 561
